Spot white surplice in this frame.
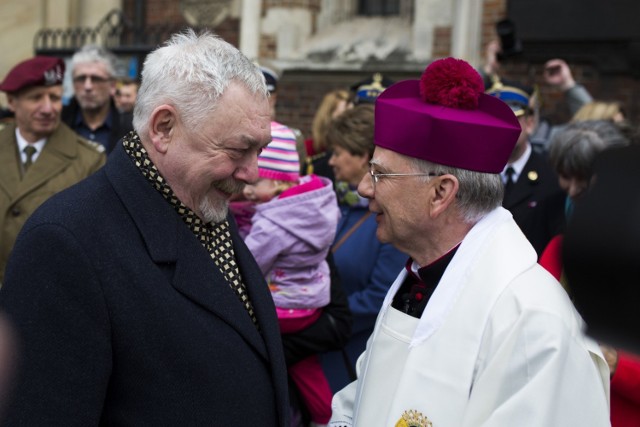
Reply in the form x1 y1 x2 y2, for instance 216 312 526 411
330 208 610 427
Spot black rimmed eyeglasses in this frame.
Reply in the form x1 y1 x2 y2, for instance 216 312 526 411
72 74 112 85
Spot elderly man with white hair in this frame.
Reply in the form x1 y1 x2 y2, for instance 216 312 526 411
1 30 289 426
329 58 610 427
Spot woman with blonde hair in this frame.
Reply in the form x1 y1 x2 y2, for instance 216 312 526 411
303 89 350 178
571 101 625 123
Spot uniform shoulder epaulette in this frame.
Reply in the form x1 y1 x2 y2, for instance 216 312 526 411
78 137 106 154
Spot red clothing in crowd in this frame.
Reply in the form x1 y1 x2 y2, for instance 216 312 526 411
539 235 640 426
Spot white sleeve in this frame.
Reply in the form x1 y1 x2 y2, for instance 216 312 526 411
329 379 358 427
461 308 610 426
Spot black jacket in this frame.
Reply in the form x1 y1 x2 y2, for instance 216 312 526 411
503 148 566 256
62 97 133 154
0 143 289 426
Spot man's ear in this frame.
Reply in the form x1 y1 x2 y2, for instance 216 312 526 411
6 95 17 113
430 174 459 218
108 80 116 97
523 114 536 134
148 105 177 154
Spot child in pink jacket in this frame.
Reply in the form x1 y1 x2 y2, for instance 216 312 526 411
242 122 340 426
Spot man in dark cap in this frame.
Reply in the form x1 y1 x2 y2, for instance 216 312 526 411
0 56 105 284
258 64 306 164
487 79 566 256
348 72 393 106
329 58 609 426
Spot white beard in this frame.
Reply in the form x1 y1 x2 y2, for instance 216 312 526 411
199 196 229 224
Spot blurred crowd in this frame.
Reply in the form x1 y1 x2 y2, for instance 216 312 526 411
0 30 638 427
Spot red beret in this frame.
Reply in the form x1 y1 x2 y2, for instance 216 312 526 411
0 56 65 93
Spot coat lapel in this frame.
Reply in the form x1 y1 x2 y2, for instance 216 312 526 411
105 144 269 360
10 124 79 203
503 156 538 208
0 125 22 198
503 179 532 208
170 231 268 359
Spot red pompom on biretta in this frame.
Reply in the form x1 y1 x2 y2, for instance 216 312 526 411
419 57 484 110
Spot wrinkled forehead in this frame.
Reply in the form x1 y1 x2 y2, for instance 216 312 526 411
213 83 272 144
370 146 409 169
72 61 112 77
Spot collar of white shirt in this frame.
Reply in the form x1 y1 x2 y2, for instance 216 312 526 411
15 128 47 164
502 143 532 185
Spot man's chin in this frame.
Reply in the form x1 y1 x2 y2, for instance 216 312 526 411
78 102 102 113
34 126 57 138
375 231 389 245
375 223 391 245
200 198 229 224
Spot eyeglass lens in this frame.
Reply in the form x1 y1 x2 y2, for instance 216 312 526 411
73 75 110 84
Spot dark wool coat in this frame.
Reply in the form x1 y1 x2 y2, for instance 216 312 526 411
0 143 289 426
502 149 566 256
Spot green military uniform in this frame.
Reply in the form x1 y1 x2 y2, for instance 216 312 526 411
0 122 106 283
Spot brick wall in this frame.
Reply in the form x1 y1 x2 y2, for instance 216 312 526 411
123 0 239 46
276 70 421 140
279 62 640 143
482 0 507 47
259 34 277 59
499 59 640 131
432 26 452 59
144 0 185 26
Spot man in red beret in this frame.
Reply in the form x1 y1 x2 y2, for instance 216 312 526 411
329 58 610 426
0 56 105 284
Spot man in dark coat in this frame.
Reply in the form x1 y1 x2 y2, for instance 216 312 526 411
61 45 133 154
487 80 565 256
0 30 289 426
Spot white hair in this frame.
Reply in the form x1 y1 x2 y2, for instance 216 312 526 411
410 157 504 224
133 29 268 137
70 45 117 77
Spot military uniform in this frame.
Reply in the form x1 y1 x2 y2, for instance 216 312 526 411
502 147 566 256
0 122 105 282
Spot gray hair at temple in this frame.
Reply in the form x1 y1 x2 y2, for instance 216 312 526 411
410 157 504 224
133 29 268 138
70 44 117 77
549 120 630 181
